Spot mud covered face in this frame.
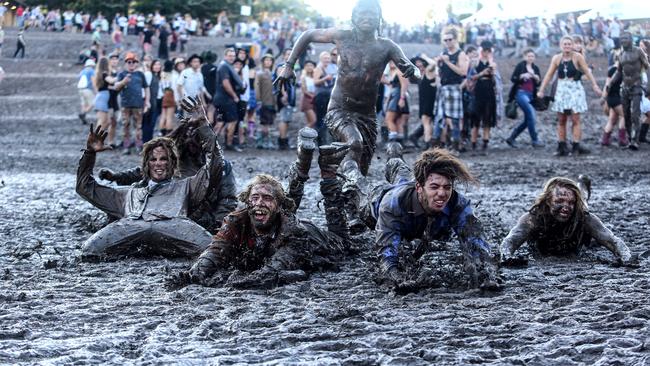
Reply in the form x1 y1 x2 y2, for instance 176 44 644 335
352 5 380 33
247 184 280 233
148 146 172 182
416 173 453 214
550 187 576 222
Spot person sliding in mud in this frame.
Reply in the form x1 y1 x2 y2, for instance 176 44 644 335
274 0 421 233
96 102 237 234
167 128 354 290
605 32 650 150
500 176 635 267
363 144 500 293
76 98 224 260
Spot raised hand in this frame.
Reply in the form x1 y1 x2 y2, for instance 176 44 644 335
98 168 115 181
86 124 112 153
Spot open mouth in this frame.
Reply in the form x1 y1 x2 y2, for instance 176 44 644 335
253 209 269 222
154 169 165 176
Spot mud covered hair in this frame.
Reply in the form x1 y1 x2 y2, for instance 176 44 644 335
141 137 180 181
238 174 296 212
352 0 384 37
413 148 478 187
529 177 587 235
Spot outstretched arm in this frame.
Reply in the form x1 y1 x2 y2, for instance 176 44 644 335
388 39 421 82
500 213 534 260
584 213 632 262
187 115 224 207
274 28 341 91
76 124 126 218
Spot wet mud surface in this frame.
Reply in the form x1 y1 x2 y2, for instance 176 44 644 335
1 32 650 364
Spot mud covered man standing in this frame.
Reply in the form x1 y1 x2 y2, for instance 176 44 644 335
606 32 650 150
76 110 223 260
274 0 421 232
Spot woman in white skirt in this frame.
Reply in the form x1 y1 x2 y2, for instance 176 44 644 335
538 36 602 156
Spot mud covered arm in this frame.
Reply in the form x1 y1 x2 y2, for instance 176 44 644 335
388 39 421 82
375 199 405 273
584 213 631 262
452 204 492 259
188 216 238 280
101 166 143 186
286 28 339 67
188 124 224 207
499 213 534 259
75 151 127 218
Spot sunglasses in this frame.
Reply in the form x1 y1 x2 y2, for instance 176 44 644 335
443 38 454 42
126 60 139 64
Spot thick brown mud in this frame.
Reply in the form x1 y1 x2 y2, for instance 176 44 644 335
1 30 650 364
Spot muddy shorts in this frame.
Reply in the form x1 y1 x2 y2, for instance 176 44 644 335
279 106 295 123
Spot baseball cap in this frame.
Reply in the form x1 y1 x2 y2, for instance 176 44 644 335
124 52 138 62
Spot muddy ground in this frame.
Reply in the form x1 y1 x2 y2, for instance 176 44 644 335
1 30 650 365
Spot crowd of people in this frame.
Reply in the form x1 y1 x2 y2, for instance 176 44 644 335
68 0 643 297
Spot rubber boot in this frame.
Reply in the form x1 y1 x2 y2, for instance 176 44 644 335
278 137 289 150
319 143 352 239
571 142 591 155
287 128 318 209
639 124 649 143
340 159 367 235
618 129 629 148
600 131 612 146
554 141 569 157
408 124 424 148
320 178 349 241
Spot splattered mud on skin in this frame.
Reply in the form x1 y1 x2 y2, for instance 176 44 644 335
2 31 650 364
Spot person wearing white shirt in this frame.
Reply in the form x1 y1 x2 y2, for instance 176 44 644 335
178 54 210 102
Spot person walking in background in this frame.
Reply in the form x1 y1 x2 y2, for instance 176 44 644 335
159 60 176 136
506 49 544 148
114 52 150 154
143 58 162 143
383 61 410 144
77 59 96 125
312 51 337 145
254 54 276 150
468 41 498 154
599 62 627 147
93 57 115 136
300 60 317 129
538 36 602 156
13 28 27 59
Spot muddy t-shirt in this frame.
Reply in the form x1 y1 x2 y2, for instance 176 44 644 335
117 70 148 109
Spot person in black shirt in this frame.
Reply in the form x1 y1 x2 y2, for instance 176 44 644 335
600 64 626 146
201 51 218 124
157 24 170 60
213 48 244 152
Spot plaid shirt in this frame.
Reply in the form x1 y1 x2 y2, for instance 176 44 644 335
374 181 491 272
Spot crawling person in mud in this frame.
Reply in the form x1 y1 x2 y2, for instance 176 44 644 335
76 102 224 260
167 128 354 290
274 0 421 233
96 100 237 234
363 144 500 293
500 176 635 267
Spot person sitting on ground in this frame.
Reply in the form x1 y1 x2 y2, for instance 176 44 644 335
500 176 634 266
168 128 353 289
363 145 500 293
97 119 238 234
76 99 223 260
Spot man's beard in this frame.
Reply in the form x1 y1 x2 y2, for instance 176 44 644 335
248 206 278 232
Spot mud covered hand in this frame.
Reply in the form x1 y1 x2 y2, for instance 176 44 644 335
98 168 115 182
500 254 529 268
399 62 421 83
617 253 640 268
273 65 296 93
164 270 202 290
86 124 112 153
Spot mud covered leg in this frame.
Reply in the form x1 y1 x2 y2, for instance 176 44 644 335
287 127 318 210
